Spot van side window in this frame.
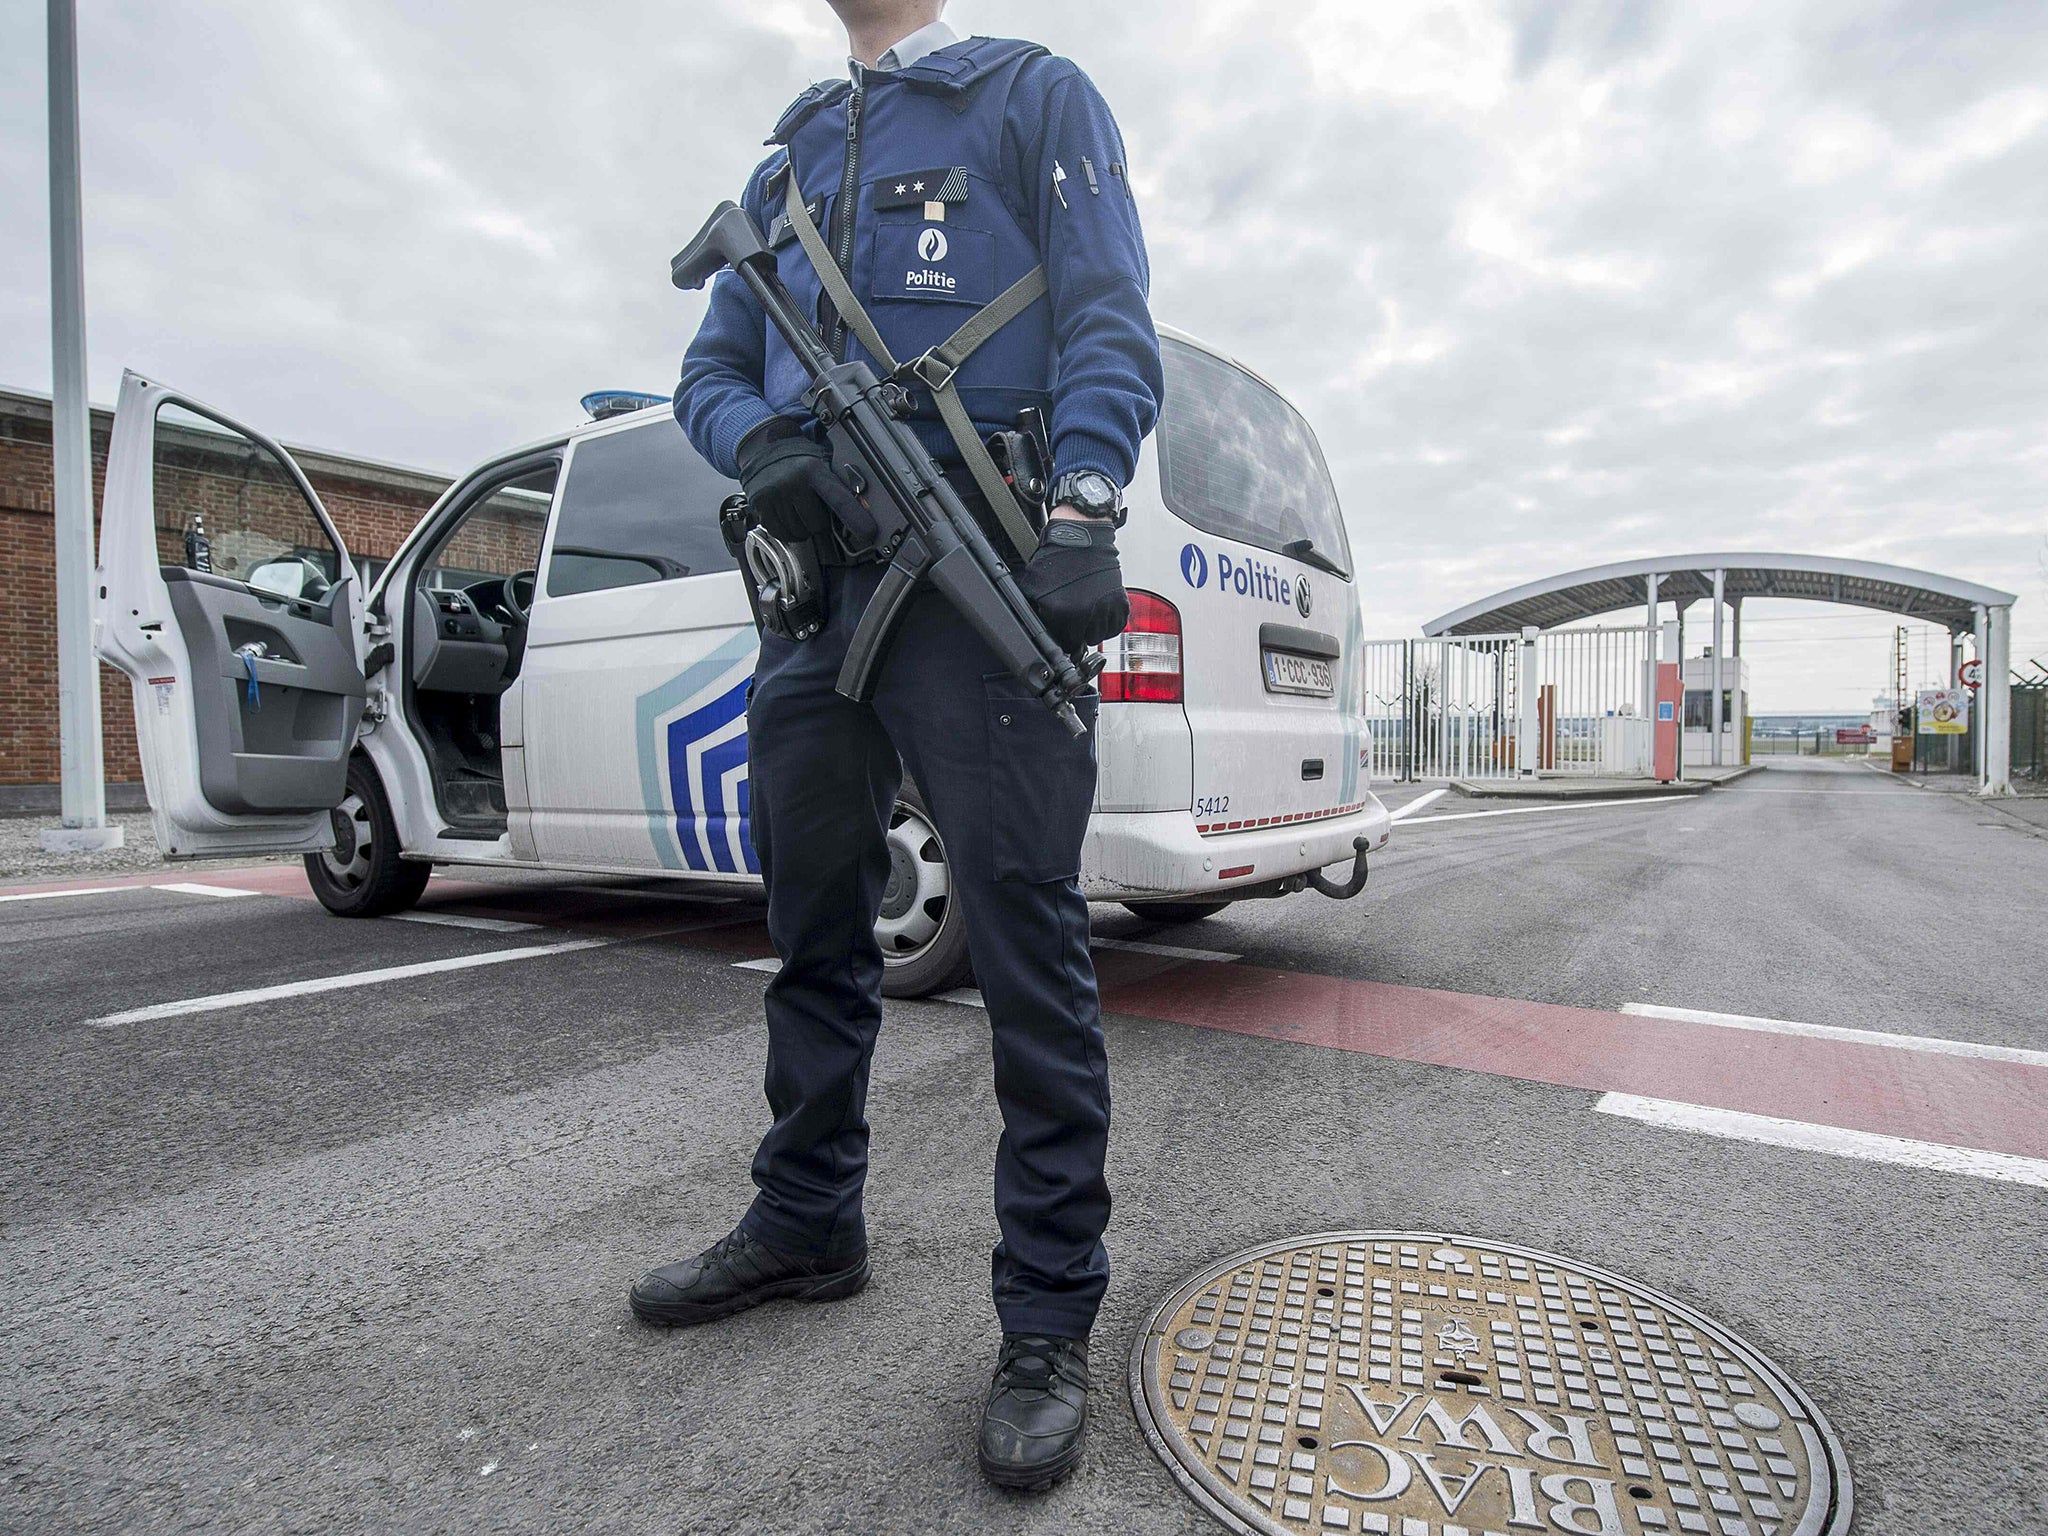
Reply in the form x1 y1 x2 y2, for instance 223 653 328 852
545 420 739 597
154 400 344 590
1156 339 1353 578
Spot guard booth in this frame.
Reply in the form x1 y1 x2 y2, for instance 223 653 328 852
1682 651 1748 768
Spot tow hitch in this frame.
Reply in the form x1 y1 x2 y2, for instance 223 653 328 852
1307 835 1371 899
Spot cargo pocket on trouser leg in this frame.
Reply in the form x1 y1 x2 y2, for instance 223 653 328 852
985 672 1099 884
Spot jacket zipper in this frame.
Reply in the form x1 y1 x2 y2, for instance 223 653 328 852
826 74 865 360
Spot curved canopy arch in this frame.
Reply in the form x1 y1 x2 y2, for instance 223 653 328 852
1422 553 2016 636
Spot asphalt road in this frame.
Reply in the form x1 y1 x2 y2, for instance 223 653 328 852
3 758 2043 1535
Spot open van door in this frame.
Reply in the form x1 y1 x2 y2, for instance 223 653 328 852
96 370 367 859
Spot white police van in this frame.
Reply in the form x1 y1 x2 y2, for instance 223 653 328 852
95 327 1390 995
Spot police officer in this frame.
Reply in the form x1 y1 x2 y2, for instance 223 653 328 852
634 0 1161 1491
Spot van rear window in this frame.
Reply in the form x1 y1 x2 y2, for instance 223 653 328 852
1156 339 1352 578
546 419 739 597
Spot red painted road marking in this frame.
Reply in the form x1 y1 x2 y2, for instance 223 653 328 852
22 865 2040 1167
1 863 775 950
1096 959 2048 1162
0 865 285 899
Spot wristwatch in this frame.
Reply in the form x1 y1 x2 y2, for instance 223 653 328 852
1049 470 1126 526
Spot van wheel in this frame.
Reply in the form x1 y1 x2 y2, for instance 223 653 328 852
304 757 431 918
878 782 972 998
1123 899 1234 925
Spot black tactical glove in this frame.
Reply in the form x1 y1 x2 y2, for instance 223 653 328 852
1016 517 1128 653
735 417 865 543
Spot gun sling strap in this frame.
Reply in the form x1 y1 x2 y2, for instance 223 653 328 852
781 165 1047 563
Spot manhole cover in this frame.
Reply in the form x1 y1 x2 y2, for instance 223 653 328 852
1131 1233 1849 1536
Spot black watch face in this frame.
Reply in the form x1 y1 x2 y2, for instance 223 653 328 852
1062 472 1119 516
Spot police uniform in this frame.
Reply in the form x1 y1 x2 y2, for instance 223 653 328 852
652 22 1161 1477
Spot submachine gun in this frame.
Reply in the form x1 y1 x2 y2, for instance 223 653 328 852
673 201 1100 737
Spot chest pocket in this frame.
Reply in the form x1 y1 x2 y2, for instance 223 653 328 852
870 217 994 309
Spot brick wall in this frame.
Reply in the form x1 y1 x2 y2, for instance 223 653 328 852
0 395 448 786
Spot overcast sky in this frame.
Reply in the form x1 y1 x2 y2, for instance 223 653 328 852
4 0 2044 710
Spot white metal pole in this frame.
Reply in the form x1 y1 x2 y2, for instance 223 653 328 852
1675 604 1687 778
1643 572 1658 733
1730 596 1743 764
1517 625 1538 778
1981 605 2012 796
1710 570 1725 768
1972 605 1989 784
42 0 121 854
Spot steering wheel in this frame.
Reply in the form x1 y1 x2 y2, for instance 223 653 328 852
502 569 536 625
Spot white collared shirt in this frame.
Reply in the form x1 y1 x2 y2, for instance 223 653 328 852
856 17 958 76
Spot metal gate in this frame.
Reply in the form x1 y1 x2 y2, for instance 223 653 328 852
1534 625 1651 776
1362 634 1522 781
1362 626 1652 781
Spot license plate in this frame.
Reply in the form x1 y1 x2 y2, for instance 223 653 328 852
1262 649 1334 696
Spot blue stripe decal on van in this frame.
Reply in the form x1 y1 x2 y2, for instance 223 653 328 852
695 722 755 874
662 679 748 872
632 628 760 870
664 678 749 872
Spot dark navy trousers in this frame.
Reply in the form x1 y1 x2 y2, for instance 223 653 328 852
738 558 1113 1339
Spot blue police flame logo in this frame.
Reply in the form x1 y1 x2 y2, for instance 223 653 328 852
1180 543 1209 589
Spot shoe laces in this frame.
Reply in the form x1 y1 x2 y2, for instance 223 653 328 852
700 1228 762 1273
996 1334 1087 1392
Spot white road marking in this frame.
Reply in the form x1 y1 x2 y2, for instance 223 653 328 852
1624 1002 2048 1068
0 884 131 904
155 881 264 898
391 912 544 934
88 939 614 1027
1388 788 1448 821
737 936 1239 982
1092 936 1241 963
1722 786 1920 796
1398 795 1694 826
1594 1093 2048 1190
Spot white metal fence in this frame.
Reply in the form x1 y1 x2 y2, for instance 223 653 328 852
1533 626 1651 777
1362 634 1522 781
1360 626 1651 781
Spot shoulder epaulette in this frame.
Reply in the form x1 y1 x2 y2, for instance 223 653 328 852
766 78 852 146
895 37 1050 97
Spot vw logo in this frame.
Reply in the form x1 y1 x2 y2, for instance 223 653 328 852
1179 543 1209 588
1296 576 1312 617
917 227 948 262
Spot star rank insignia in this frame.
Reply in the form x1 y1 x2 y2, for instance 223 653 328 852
874 167 969 213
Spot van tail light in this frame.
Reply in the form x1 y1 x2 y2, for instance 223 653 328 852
1099 590 1182 703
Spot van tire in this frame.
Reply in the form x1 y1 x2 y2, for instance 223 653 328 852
304 756 432 918
1123 899 1234 925
878 781 973 999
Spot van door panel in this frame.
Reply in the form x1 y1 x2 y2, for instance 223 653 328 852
1175 545 1361 829
96 372 366 857
161 567 363 813
1146 336 1367 834
517 416 755 873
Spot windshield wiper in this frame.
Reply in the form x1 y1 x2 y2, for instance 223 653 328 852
1282 538 1348 578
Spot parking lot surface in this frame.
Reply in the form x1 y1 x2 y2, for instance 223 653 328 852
4 758 2043 1534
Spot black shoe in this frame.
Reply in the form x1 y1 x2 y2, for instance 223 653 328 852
628 1226 869 1328
977 1333 1090 1491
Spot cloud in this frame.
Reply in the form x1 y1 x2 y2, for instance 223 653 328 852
2 0 2042 707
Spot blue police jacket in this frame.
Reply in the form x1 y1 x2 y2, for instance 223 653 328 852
675 36 1164 491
